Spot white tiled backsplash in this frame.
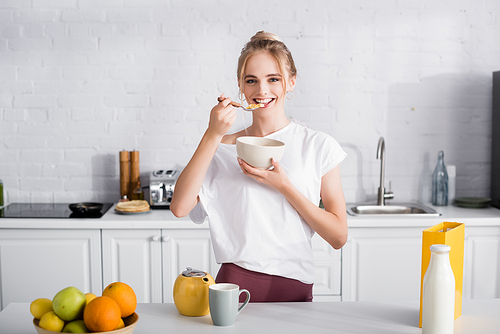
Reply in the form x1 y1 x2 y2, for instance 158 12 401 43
0 0 498 204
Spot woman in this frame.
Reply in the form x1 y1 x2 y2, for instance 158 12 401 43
170 31 347 302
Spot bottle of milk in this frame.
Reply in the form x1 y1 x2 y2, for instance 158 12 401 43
422 244 455 334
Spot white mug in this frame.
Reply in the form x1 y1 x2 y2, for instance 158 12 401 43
209 283 250 326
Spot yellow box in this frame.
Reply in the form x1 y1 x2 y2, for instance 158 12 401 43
419 222 464 327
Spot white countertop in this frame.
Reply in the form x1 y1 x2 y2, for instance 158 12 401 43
1 299 499 333
0 202 499 229
0 204 201 229
346 203 500 228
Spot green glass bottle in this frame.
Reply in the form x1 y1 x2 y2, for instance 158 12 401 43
432 151 448 206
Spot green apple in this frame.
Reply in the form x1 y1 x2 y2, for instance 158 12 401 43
62 319 90 333
52 287 87 321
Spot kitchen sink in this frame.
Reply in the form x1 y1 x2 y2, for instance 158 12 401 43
347 138 441 217
347 203 440 216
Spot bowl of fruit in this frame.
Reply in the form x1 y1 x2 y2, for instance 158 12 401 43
31 282 138 334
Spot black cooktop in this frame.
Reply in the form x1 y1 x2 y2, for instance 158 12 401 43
0 203 114 219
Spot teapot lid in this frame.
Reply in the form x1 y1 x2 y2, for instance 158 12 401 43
182 267 207 277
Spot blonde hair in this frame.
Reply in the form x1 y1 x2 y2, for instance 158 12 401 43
237 31 297 93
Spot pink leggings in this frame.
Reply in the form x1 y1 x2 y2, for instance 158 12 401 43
215 263 313 302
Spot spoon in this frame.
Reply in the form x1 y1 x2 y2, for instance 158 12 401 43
217 97 263 111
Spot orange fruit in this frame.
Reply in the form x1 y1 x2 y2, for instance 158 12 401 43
102 282 137 318
83 296 121 332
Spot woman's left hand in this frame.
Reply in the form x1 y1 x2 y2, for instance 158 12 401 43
237 157 291 193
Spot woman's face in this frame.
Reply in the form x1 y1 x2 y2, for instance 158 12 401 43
240 52 295 115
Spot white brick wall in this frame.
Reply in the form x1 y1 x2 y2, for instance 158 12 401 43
1 0 499 205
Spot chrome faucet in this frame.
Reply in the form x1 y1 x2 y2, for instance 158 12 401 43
376 137 394 206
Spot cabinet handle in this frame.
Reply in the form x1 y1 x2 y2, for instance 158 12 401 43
163 236 170 242
152 235 160 242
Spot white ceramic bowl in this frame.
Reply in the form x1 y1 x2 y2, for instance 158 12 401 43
236 136 285 170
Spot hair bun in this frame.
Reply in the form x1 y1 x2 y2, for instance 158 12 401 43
237 30 297 84
250 31 282 43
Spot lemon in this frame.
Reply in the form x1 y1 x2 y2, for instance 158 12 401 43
116 318 125 329
85 292 97 305
39 311 65 332
30 298 53 320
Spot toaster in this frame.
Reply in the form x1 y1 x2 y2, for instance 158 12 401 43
149 170 179 208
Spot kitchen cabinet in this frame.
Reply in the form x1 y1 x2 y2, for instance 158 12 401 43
341 223 500 302
102 229 341 303
0 229 102 310
463 226 500 299
341 226 423 301
311 233 342 301
102 229 163 303
102 229 218 304
0 226 340 310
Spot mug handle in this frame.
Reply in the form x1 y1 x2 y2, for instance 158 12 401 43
237 289 250 314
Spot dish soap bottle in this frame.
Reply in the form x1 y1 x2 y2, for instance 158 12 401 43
432 151 448 206
0 178 3 206
447 165 456 206
422 244 455 334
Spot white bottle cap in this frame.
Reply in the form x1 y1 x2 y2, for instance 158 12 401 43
430 244 451 253
447 165 456 177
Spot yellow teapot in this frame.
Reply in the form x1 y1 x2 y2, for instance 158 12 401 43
173 267 215 316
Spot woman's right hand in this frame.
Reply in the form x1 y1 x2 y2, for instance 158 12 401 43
171 94 236 218
207 94 237 138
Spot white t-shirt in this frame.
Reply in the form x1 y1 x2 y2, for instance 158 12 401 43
189 121 347 284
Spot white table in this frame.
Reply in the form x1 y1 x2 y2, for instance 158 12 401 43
1 299 499 334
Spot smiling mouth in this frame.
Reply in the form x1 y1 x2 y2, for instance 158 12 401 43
254 98 275 106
